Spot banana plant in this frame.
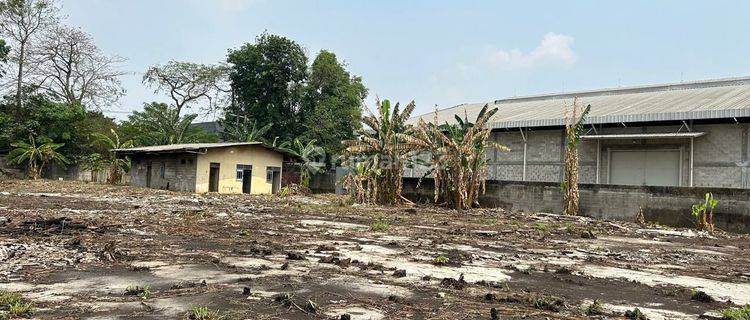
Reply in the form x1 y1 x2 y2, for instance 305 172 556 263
8 135 69 180
92 129 134 184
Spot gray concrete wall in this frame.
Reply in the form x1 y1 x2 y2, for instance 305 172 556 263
403 178 750 233
406 123 750 189
129 154 197 192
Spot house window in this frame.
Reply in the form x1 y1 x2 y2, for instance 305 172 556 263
159 162 166 178
181 159 187 165
236 164 252 180
266 169 273 183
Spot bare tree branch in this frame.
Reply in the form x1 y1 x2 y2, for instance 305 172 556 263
0 0 58 114
30 24 126 109
142 60 229 116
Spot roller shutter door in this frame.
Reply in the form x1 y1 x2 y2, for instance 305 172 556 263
610 150 680 186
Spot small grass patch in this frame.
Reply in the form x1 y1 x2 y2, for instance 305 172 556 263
532 222 551 233
188 306 224 320
0 290 34 318
721 305 750 320
433 255 450 265
531 294 565 312
370 220 389 232
124 284 151 300
239 229 252 236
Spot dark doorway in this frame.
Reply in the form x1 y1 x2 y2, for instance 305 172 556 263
242 169 252 193
209 163 220 192
146 163 152 188
267 167 281 194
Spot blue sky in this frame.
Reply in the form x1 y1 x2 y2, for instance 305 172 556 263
59 0 750 121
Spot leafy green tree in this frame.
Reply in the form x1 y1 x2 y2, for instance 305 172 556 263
92 128 133 184
300 50 367 157
8 134 69 179
120 102 217 146
224 33 308 142
0 92 83 152
279 138 324 187
70 110 118 158
0 91 118 168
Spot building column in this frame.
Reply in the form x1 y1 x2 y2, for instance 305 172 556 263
689 137 694 187
596 139 601 184
520 128 527 181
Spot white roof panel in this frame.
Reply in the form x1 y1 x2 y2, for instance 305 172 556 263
408 76 750 129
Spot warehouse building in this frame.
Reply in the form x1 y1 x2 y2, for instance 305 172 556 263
114 142 293 194
407 76 750 188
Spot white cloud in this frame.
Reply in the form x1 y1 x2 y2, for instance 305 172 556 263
484 32 576 69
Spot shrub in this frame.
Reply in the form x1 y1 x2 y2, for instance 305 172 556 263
188 306 224 320
692 193 718 233
0 290 34 318
370 220 389 232
124 284 151 300
433 255 450 265
721 305 750 320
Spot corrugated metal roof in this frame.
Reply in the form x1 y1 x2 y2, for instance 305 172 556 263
408 76 750 129
581 132 706 140
113 142 297 158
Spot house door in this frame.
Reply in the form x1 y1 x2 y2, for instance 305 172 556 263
146 164 152 188
610 150 681 186
267 167 281 194
209 163 220 192
242 169 252 193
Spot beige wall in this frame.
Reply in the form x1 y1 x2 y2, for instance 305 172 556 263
195 145 283 194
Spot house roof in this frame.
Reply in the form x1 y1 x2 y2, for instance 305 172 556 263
408 76 750 129
113 142 297 158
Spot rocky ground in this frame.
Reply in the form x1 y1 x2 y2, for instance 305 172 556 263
0 179 749 319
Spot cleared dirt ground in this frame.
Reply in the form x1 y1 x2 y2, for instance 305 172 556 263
0 179 749 319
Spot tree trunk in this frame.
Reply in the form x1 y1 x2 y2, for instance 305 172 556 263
14 42 25 119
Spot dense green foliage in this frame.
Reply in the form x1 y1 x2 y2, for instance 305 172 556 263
342 99 416 205
278 138 324 187
222 34 367 158
92 129 133 184
223 33 308 143
8 134 69 179
120 102 218 146
0 93 117 158
300 50 367 156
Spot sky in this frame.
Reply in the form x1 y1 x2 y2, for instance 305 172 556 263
58 0 750 122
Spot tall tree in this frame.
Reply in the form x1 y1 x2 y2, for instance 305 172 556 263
300 50 367 156
224 33 308 142
120 102 218 146
0 0 58 114
33 25 126 109
143 61 228 116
